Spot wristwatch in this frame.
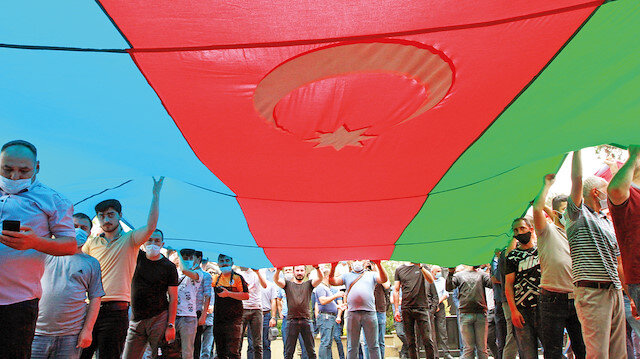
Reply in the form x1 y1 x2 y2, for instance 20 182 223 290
167 323 175 328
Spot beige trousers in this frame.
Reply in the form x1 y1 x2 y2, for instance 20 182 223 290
574 286 627 359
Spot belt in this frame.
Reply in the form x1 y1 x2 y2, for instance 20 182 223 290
540 288 574 299
575 280 615 289
319 312 337 316
101 301 129 311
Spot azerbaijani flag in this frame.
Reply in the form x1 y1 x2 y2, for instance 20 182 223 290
1 0 639 267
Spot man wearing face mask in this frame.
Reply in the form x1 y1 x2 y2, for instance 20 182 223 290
609 145 640 321
81 176 164 359
0 140 77 359
212 253 250 359
122 229 178 359
504 217 541 359
329 260 387 359
193 251 212 359
169 249 203 359
31 213 105 359
568 150 626 357
314 263 346 359
532 174 585 358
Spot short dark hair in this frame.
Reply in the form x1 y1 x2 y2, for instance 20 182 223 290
194 251 203 260
218 253 232 262
152 228 164 240
95 199 122 214
512 217 532 228
73 213 93 229
1 140 37 158
180 248 196 258
552 195 569 211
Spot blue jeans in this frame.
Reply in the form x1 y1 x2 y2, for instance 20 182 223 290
347 311 379 359
200 324 214 359
31 334 81 359
538 292 585 359
318 313 338 359
512 306 540 359
362 312 385 359
333 317 346 359
459 313 488 359
248 312 271 359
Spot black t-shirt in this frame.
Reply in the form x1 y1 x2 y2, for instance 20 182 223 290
213 272 248 323
505 247 541 309
395 264 428 309
284 280 314 319
131 250 179 321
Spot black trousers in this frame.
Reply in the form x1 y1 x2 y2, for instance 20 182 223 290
214 318 243 359
401 307 435 359
433 303 452 357
538 292 586 359
284 318 316 359
0 298 39 359
80 305 129 359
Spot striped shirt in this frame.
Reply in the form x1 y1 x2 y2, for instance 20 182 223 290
566 197 621 289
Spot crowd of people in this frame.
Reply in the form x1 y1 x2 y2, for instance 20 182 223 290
0 138 639 359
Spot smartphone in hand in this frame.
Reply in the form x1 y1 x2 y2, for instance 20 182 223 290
2 220 20 232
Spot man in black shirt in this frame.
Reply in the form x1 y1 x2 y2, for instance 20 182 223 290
393 263 436 359
275 265 323 359
123 229 178 359
505 218 541 359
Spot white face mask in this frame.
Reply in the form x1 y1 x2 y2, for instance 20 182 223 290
596 189 608 210
75 228 89 247
352 261 364 273
0 175 32 194
284 273 294 281
145 244 162 258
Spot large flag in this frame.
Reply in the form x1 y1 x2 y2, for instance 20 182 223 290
1 0 639 267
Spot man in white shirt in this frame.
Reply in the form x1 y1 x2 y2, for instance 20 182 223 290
249 273 278 359
169 249 202 359
239 267 268 359
0 140 77 359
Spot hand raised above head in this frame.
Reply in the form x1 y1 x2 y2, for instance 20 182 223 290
543 173 556 186
152 176 165 195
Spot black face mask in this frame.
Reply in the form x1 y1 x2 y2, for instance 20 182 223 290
514 232 532 245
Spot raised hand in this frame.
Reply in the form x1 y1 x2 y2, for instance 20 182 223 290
543 173 556 187
152 176 165 196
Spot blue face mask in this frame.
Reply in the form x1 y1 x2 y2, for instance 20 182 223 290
220 266 233 274
75 228 89 247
